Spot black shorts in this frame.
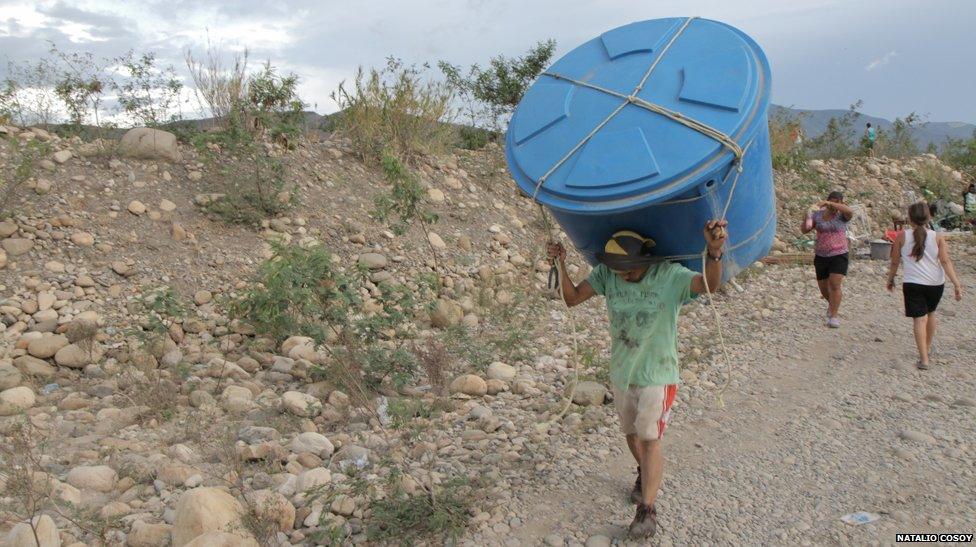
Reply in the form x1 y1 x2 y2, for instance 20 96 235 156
903 283 944 318
814 253 849 280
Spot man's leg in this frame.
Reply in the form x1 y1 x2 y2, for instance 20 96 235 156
827 273 844 318
625 433 641 464
639 439 663 507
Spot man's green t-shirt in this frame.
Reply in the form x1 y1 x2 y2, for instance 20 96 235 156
587 261 698 390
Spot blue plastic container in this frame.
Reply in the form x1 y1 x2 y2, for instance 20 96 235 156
506 17 775 277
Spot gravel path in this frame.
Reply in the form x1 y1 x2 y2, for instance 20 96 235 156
507 260 976 546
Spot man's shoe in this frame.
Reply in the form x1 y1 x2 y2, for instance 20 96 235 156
629 503 657 538
629 467 641 504
916 359 930 370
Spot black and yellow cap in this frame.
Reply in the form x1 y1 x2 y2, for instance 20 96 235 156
596 230 659 272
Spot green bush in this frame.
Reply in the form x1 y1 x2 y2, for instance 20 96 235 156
110 51 183 127
332 57 455 164
230 244 357 344
246 61 306 145
1 137 52 214
941 130 976 177
806 100 863 159
870 112 922 158
910 163 958 202
368 475 476 544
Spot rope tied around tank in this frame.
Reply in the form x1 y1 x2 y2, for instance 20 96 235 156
528 16 743 415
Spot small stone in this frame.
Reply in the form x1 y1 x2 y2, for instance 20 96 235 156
358 253 387 270
13 356 57 379
4 515 59 547
0 363 22 390
295 467 332 492
28 334 69 359
194 290 213 305
572 381 607 406
52 150 73 163
585 535 612 547
0 249 6 269
0 386 36 415
0 220 17 237
427 187 445 203
450 374 487 396
55 343 101 368
128 520 172 547
172 487 245 546
486 361 516 381
160 199 177 211
66 465 117 492
71 231 95 246
428 231 447 249
128 200 147 215
34 178 53 194
289 432 334 457
430 299 463 328
282 391 322 417
900 430 936 444
2 238 33 256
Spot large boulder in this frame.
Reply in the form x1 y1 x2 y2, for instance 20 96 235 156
171 487 244 546
118 127 182 162
4 515 59 547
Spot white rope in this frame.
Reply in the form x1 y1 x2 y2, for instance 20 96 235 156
541 73 744 165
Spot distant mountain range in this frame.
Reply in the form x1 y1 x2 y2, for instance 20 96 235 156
771 105 975 150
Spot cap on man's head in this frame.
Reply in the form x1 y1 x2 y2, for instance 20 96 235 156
597 230 657 272
827 191 844 201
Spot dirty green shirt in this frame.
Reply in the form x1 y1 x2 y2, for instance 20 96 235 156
587 262 698 390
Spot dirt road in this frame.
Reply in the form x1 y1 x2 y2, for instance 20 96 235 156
505 260 976 546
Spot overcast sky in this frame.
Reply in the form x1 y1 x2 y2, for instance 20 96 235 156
1 0 973 124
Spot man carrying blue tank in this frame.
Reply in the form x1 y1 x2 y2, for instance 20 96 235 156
546 220 728 538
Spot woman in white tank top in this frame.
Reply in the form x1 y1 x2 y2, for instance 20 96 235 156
886 203 964 370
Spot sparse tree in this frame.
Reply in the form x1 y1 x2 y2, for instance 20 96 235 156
110 50 184 127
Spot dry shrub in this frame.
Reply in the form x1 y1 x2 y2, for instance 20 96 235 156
332 57 455 164
185 42 250 126
414 339 449 396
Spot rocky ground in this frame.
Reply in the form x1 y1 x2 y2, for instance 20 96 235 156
0 123 973 546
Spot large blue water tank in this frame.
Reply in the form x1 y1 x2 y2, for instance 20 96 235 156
506 17 775 277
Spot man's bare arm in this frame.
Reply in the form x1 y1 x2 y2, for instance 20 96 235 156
548 242 596 307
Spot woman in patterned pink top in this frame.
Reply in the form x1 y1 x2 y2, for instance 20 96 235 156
800 191 854 328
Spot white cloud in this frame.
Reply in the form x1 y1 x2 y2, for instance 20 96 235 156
865 50 897 71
